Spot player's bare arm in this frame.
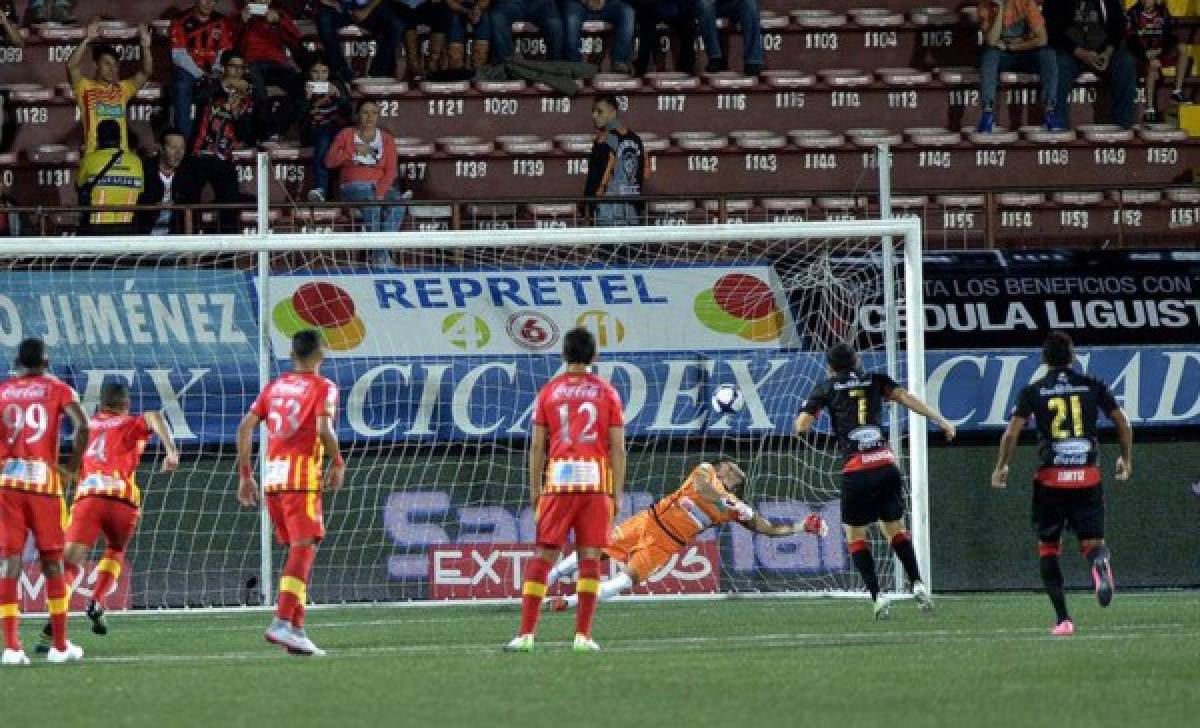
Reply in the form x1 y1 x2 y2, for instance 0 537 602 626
235 411 262 507
609 425 627 507
1109 406 1133 481
318 415 344 491
991 414 1026 489
888 387 956 440
144 411 180 472
64 399 89 482
67 17 101 86
793 412 816 435
529 423 547 511
132 24 153 89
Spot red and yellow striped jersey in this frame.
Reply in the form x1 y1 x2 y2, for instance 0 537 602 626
76 412 152 507
73 78 138 156
0 374 78 497
533 372 624 495
250 372 338 493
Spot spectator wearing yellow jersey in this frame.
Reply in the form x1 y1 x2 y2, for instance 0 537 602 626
77 120 145 236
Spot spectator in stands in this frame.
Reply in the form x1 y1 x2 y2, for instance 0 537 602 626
300 58 352 202
236 0 306 138
0 0 23 47
136 127 191 235
976 0 1062 132
486 0 564 62
313 0 407 81
633 0 697 75
689 0 763 75
584 94 645 226
1046 0 1136 129
1126 0 1178 123
395 0 448 79
170 0 236 140
563 0 635 73
77 119 145 236
28 0 74 24
67 18 154 156
0 184 22 236
180 50 256 232
325 100 406 252
443 0 490 70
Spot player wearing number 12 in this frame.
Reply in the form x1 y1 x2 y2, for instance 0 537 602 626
506 327 626 653
0 338 89 666
237 330 345 657
991 332 1133 636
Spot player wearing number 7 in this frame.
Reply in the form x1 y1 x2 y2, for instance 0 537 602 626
795 343 955 620
237 329 345 657
0 338 89 666
505 327 626 653
991 332 1133 636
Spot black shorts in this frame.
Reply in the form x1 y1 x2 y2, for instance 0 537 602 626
1031 483 1104 543
840 464 906 527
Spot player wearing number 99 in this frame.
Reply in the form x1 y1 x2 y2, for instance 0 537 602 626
505 327 626 653
991 332 1133 637
237 329 345 657
794 343 955 620
0 338 89 666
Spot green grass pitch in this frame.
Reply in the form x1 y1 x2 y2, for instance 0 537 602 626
4 593 1198 727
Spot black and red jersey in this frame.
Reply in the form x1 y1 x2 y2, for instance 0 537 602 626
170 9 236 73
1013 367 1118 486
191 84 255 160
802 369 899 472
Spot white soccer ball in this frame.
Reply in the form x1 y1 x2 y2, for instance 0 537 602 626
711 384 744 415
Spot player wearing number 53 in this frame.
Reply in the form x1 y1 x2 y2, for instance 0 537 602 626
991 332 1133 636
506 327 626 653
237 330 346 657
795 343 955 620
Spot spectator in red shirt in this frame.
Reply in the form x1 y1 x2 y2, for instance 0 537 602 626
170 0 236 139
325 100 406 260
235 0 306 137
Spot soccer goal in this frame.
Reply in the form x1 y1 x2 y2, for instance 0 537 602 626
0 164 926 610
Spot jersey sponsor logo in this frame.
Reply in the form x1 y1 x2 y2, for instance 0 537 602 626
2 458 49 485
677 496 714 530
78 473 125 492
264 458 293 488
1051 438 1093 465
548 459 601 487
1036 465 1101 488
0 384 49 400
848 425 885 451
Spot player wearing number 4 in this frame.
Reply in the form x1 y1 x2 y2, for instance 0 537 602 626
545 458 829 610
795 343 955 619
33 380 179 653
237 329 345 657
0 338 89 666
506 327 626 653
991 332 1133 636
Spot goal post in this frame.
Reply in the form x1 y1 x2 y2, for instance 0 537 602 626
0 214 927 609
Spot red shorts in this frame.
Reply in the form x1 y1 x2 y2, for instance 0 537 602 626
267 491 325 546
65 496 140 552
0 489 68 557
535 493 612 549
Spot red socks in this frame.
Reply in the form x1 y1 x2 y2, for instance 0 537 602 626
46 572 68 651
90 552 123 607
276 545 315 625
574 558 601 638
0 576 18 651
518 557 551 636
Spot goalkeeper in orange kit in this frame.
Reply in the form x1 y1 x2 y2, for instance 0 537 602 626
545 458 828 609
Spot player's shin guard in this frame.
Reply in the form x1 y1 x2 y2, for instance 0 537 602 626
46 572 69 652
848 540 880 599
90 552 122 608
276 545 315 625
1038 543 1070 623
889 531 922 583
574 559 601 638
0 575 19 650
518 557 552 636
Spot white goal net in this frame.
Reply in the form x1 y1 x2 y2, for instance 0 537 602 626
0 217 927 610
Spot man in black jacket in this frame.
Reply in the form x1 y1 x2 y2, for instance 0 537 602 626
1045 0 1136 128
136 128 191 235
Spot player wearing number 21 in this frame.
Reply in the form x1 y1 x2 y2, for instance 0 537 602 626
795 343 955 620
237 330 345 657
0 338 89 666
506 327 626 653
991 332 1133 636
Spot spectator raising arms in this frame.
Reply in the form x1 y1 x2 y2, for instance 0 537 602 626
179 50 257 232
976 0 1062 132
300 58 352 202
236 0 307 138
68 18 154 156
170 0 235 139
325 100 406 258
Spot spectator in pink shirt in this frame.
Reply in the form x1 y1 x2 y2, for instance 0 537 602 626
325 100 406 248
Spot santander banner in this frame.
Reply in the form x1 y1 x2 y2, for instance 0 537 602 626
19 562 133 612
428 542 721 600
263 265 800 358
